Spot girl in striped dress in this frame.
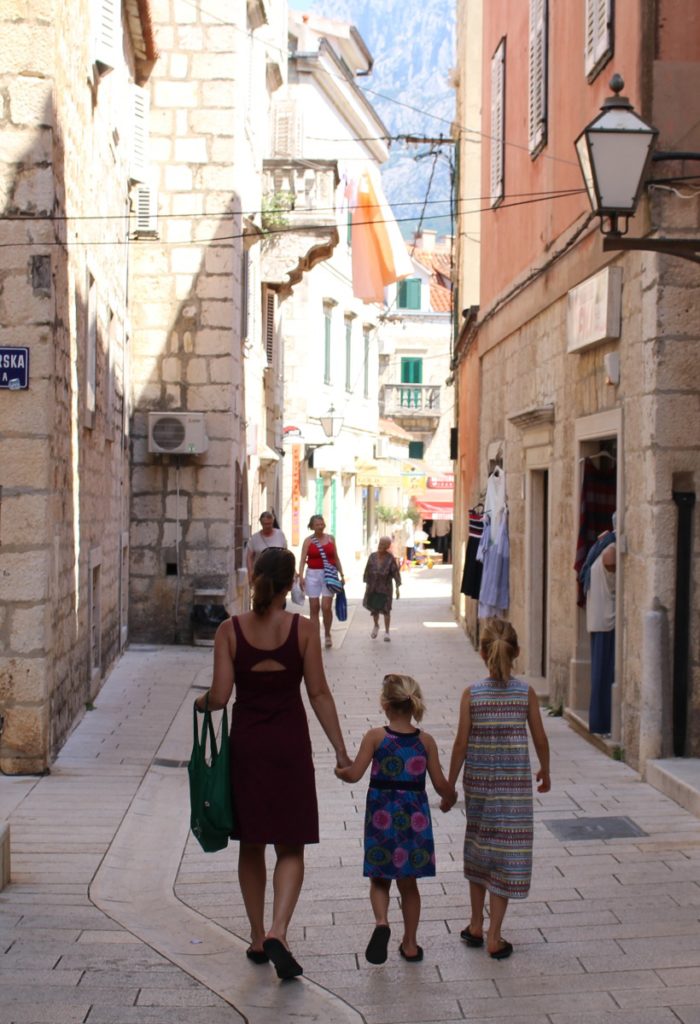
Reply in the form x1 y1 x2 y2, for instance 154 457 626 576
443 619 550 959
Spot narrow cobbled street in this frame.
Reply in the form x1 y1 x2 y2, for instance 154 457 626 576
2 567 700 1024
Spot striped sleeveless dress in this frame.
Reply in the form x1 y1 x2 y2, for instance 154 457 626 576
462 678 533 899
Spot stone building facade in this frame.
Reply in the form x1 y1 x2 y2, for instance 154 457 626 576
0 0 156 771
128 0 288 642
452 0 700 770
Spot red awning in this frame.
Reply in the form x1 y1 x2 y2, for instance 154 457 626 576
414 491 453 522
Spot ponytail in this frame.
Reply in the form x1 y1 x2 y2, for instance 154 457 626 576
381 673 425 723
251 548 295 615
480 618 519 681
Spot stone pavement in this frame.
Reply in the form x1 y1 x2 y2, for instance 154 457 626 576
2 565 700 1024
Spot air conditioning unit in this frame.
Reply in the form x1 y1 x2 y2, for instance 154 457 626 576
148 412 208 455
374 438 391 459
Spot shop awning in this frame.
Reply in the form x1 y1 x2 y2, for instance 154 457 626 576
414 475 454 521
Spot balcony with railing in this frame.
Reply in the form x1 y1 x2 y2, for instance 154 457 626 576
381 384 441 421
260 159 340 296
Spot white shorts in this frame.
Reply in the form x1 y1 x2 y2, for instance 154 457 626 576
305 568 332 598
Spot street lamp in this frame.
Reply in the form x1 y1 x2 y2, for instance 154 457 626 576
576 74 700 263
305 404 344 465
575 73 657 237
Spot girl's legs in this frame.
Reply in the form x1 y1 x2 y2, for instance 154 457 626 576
238 842 267 951
397 877 421 956
308 596 320 628
486 892 509 954
369 877 391 926
371 612 379 638
320 595 333 643
266 843 305 948
382 611 391 639
467 880 486 938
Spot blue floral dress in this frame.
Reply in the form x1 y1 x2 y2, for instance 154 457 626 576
363 727 436 879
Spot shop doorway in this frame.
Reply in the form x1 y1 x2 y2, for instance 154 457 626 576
570 412 621 739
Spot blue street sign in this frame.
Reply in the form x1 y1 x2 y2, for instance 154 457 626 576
0 348 29 389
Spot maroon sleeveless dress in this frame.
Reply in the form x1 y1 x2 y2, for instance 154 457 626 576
229 614 319 844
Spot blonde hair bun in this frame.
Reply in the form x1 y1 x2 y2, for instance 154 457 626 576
479 617 519 681
381 673 425 723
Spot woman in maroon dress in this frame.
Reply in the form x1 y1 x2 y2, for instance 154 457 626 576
195 548 350 980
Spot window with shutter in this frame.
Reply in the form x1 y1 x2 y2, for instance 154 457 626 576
490 38 506 206
264 289 275 367
134 183 158 237
323 304 332 384
397 278 421 310
584 0 614 81
528 0 548 157
345 318 353 392
130 85 150 184
273 101 302 158
92 0 119 73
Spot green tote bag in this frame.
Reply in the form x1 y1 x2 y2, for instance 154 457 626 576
188 699 234 853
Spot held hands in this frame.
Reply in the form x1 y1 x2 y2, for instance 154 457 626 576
536 768 551 793
440 788 458 813
335 751 352 772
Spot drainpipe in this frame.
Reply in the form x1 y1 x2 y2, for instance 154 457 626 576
672 490 696 757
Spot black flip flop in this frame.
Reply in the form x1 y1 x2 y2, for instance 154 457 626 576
246 947 269 964
489 940 513 960
399 943 423 962
262 937 303 979
365 924 391 964
460 926 484 948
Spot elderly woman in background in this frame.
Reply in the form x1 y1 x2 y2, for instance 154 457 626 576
246 511 287 582
194 548 350 980
362 536 401 642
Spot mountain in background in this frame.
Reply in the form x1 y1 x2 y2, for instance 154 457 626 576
308 0 456 240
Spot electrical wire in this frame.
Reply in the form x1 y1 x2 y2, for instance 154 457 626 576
0 189 586 249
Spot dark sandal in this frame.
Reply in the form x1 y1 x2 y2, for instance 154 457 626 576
246 947 269 964
460 926 484 947
489 940 513 960
365 924 391 964
262 937 303 979
399 943 423 962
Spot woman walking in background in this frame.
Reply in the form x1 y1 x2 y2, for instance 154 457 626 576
362 536 401 641
194 548 350 979
443 618 550 960
300 515 345 648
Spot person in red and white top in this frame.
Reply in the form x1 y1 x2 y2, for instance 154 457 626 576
300 515 345 648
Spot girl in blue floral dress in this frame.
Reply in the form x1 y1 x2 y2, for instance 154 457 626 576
336 674 456 964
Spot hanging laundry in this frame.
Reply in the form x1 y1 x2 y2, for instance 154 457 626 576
477 509 510 619
350 164 412 302
460 507 484 599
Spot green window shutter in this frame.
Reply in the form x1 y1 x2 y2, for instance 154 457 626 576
400 357 423 383
323 308 332 384
408 441 424 459
397 277 421 310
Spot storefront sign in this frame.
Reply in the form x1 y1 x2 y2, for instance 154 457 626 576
0 347 29 389
291 444 301 546
567 267 622 353
427 474 454 489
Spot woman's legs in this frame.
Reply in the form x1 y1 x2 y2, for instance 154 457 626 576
308 596 320 627
467 880 486 938
369 877 391 925
238 842 267 950
486 892 509 954
371 612 379 638
382 611 391 638
267 843 305 948
321 595 333 642
397 877 421 955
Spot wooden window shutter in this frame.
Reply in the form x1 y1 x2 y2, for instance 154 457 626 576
130 85 149 184
93 0 118 73
585 0 614 80
490 39 506 207
134 183 158 236
273 101 301 157
528 0 548 156
264 289 275 366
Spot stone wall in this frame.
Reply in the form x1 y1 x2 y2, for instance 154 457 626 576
128 0 281 641
0 0 134 770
